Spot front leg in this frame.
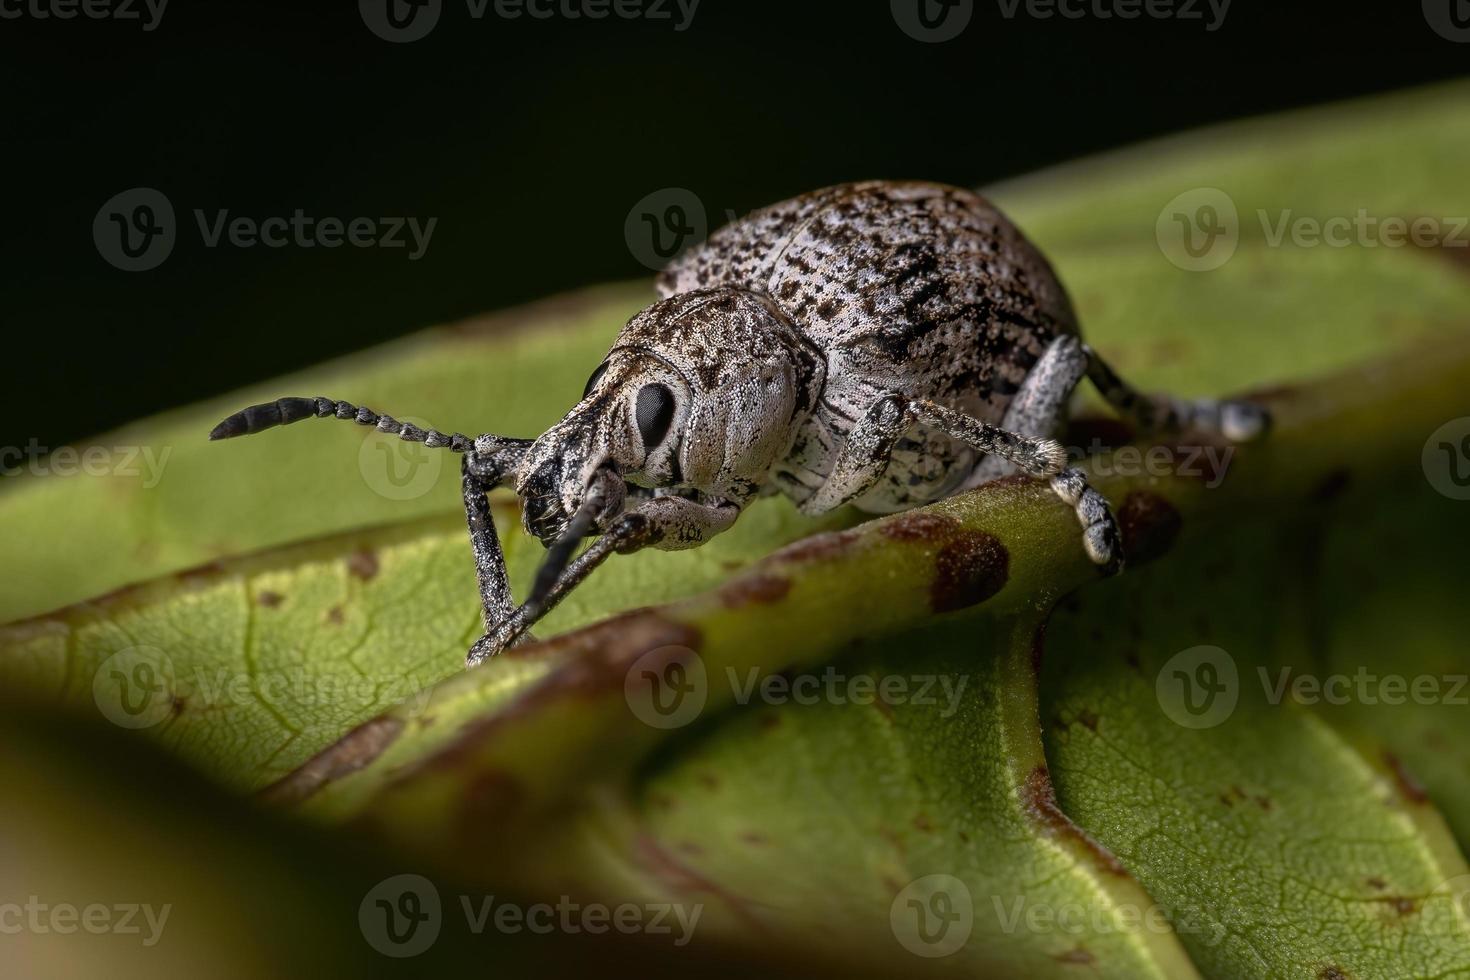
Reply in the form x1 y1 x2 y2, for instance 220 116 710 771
465 494 742 666
461 442 532 652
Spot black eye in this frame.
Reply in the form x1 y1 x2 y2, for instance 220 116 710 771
635 383 676 449
582 362 609 398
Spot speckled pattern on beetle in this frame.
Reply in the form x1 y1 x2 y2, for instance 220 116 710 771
209 181 1268 666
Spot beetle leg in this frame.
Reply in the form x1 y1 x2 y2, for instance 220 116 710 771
1084 344 1269 442
907 398 1122 572
461 444 533 654
965 334 1088 486
465 495 742 666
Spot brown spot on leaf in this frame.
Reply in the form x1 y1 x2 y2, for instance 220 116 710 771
256 590 283 608
1021 766 1129 876
1077 710 1099 733
932 530 1009 612
1319 966 1352 980
1117 491 1182 565
1365 877 1386 891
739 831 767 846
1382 896 1418 917
347 549 379 581
721 573 791 608
913 814 935 833
1054 946 1096 965
879 511 960 542
777 528 860 562
325 605 345 625
1384 752 1428 804
259 715 405 806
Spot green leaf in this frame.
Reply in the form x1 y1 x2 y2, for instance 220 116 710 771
4 81 1470 975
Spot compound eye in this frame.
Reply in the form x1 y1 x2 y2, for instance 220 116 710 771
635 383 676 449
582 362 609 398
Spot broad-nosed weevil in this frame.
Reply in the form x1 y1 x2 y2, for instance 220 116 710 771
210 181 1267 666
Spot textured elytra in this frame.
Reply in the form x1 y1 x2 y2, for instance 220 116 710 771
653 180 1077 513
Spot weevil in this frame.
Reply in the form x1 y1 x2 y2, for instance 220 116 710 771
210 181 1267 666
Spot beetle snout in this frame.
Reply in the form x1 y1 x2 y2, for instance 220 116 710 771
516 449 626 546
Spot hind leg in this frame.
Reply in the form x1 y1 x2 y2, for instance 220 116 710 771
1084 344 1269 441
962 336 1122 571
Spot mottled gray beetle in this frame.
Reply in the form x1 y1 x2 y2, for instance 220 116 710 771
211 181 1266 666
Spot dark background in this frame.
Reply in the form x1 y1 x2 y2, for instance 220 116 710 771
2 0 1464 450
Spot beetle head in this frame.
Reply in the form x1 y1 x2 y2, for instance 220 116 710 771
515 352 685 544
515 287 819 548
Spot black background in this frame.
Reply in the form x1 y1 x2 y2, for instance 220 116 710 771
2 0 1465 450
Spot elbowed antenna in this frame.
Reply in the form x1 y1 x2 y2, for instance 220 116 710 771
208 396 480 452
